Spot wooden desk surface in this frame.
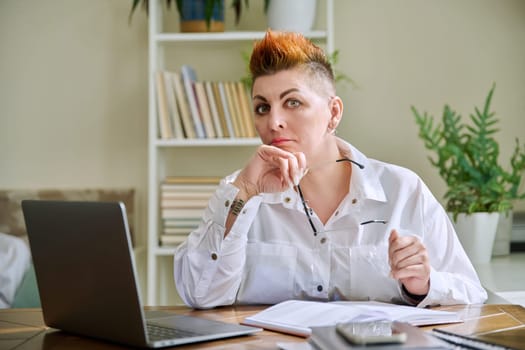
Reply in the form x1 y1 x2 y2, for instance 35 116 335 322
1 304 524 350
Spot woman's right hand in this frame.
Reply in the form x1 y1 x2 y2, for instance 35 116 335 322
233 145 306 199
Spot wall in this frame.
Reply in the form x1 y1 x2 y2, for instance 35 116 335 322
1 0 524 302
337 0 525 212
0 1 149 233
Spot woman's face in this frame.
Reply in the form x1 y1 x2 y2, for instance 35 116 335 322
251 67 341 160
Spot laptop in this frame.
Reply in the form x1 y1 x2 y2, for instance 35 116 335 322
21 200 262 348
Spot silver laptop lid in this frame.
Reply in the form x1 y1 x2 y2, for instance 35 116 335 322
22 200 149 347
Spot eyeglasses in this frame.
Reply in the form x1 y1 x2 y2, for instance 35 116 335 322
296 158 387 236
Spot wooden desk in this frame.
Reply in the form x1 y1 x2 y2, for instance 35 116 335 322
1 304 524 350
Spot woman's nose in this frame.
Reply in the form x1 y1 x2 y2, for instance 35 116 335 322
268 110 285 130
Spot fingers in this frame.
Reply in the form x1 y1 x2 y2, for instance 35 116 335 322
277 156 292 187
244 145 306 191
388 229 430 294
292 152 306 186
259 146 306 186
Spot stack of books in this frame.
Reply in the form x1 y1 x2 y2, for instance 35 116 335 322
159 176 221 246
155 65 257 140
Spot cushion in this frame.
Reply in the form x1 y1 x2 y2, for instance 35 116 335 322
0 232 30 308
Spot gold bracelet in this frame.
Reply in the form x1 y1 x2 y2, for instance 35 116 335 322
230 198 245 216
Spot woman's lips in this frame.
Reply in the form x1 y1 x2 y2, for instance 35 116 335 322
271 138 292 146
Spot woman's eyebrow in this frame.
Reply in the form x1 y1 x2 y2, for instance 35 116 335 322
280 88 299 99
252 95 267 102
253 88 300 102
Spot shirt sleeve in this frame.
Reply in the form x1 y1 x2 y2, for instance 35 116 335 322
173 175 262 308
416 180 488 307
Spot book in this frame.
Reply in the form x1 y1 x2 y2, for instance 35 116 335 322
161 191 213 199
155 71 174 139
225 81 242 137
217 82 236 138
161 184 219 193
181 65 206 138
204 81 224 138
162 227 194 235
163 176 221 184
159 235 188 246
241 300 462 337
194 81 216 138
236 82 256 138
160 198 209 208
163 218 201 228
171 71 196 139
163 71 184 139
210 82 230 138
161 207 206 219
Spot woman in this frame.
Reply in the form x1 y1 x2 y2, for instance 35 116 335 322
174 30 487 308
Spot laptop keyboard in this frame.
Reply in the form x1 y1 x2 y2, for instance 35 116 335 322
147 323 202 341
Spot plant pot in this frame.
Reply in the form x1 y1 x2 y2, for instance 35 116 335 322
449 212 500 264
267 0 317 33
179 0 225 33
492 211 513 256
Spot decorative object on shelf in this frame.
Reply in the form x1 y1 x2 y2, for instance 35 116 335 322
232 0 270 25
130 0 270 32
267 0 317 33
129 0 225 32
412 84 525 263
177 0 225 33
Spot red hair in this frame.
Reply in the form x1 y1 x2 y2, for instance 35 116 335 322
249 30 335 92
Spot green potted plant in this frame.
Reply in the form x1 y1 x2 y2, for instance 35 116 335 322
129 0 269 32
412 84 525 263
130 0 225 31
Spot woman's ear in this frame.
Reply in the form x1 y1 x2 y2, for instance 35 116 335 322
328 96 343 130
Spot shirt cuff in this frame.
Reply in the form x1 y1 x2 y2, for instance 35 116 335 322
209 181 262 240
401 284 427 305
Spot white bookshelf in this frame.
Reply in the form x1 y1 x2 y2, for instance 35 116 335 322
146 0 334 306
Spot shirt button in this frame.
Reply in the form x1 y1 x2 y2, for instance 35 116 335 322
211 253 218 260
317 285 323 292
284 197 291 203
334 210 339 216
352 198 358 204
320 237 327 244
224 200 230 207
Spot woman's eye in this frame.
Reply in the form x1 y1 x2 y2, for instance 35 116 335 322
254 104 270 115
286 99 301 108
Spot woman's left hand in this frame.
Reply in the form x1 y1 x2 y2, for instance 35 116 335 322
388 229 430 297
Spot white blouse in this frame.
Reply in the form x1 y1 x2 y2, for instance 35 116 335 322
174 139 487 308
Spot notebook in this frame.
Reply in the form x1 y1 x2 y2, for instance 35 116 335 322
21 200 262 348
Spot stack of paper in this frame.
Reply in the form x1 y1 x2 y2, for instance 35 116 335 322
242 300 462 337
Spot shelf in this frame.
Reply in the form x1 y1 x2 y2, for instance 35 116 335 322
155 138 261 147
147 0 334 306
154 30 328 43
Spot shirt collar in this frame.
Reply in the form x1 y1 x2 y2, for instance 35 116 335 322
336 138 387 203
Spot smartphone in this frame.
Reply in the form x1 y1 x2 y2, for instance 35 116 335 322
336 320 407 345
